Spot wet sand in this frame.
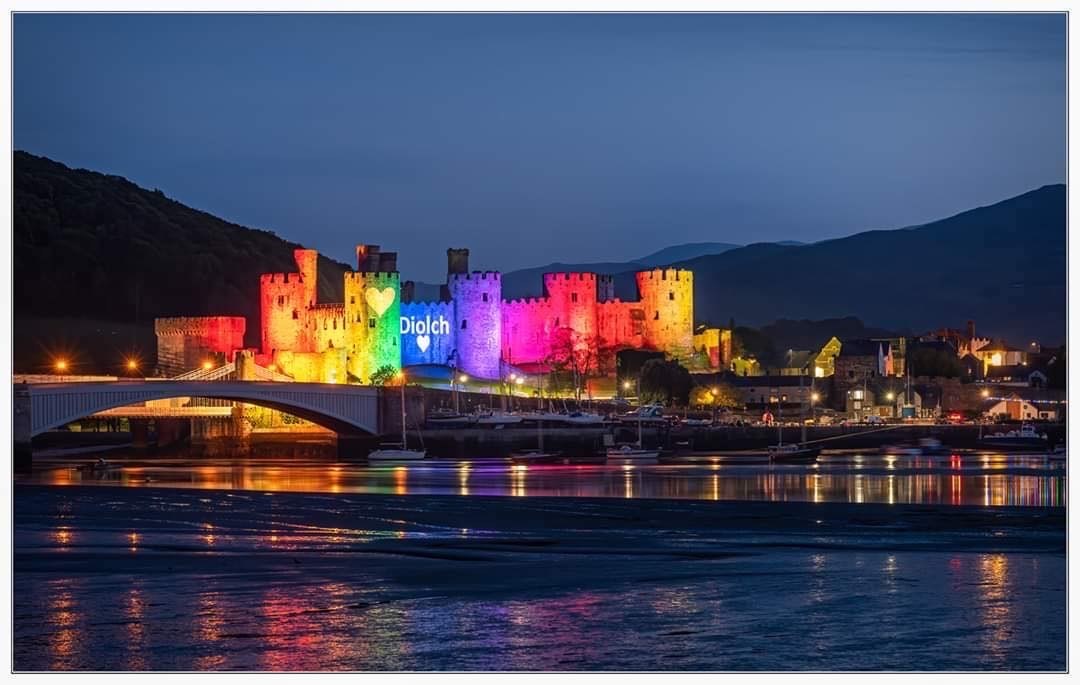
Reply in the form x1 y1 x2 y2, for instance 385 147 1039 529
14 484 1066 670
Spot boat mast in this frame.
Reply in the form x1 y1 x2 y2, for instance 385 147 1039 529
800 375 807 445
777 388 783 447
400 372 407 450
637 376 643 447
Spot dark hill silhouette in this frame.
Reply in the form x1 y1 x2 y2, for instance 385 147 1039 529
668 185 1065 344
14 151 352 368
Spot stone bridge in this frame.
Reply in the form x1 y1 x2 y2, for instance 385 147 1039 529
14 380 381 441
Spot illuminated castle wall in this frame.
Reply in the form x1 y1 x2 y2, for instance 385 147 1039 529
158 243 698 383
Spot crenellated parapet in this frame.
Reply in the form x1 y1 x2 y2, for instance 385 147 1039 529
155 316 247 377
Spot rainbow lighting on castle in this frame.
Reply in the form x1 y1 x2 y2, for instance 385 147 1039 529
159 244 702 384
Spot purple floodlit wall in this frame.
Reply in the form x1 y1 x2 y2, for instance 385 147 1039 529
449 271 502 379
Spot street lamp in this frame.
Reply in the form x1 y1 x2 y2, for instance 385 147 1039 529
126 358 139 375
202 360 213 370
54 358 68 374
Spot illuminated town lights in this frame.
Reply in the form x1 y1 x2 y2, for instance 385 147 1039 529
458 374 469 383
515 377 524 386
54 358 68 373
886 392 895 401
811 392 821 403
126 358 139 371
981 389 990 398
623 380 633 390
201 360 213 370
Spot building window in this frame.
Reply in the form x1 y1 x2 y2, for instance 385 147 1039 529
333 320 337 330
350 296 355 304
571 293 578 303
848 370 855 379
554 317 560 327
483 293 489 302
369 318 376 328
292 310 299 320
278 295 285 306
654 311 660 320
462 319 468 330
323 320 328 330
669 291 674 301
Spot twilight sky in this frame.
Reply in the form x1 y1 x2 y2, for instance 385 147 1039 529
15 13 1065 282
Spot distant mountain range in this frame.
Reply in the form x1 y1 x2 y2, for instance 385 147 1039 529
13 151 1065 372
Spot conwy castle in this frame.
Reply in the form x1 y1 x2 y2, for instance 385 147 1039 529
155 245 731 383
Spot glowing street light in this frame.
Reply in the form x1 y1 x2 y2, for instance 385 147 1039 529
126 358 139 372
202 360 213 370
811 392 821 403
623 380 633 391
886 392 895 401
54 359 68 373
458 374 469 384
515 377 524 386
981 388 990 398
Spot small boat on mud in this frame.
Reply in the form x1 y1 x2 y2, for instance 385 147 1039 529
979 423 1049 448
509 450 568 465
606 444 661 464
767 444 820 464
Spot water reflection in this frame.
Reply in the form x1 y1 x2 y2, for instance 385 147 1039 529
979 554 1012 667
30 453 1066 507
46 579 81 669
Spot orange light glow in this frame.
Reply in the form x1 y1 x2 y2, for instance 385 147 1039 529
202 360 214 370
54 359 68 372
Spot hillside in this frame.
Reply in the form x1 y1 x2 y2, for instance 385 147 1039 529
14 152 352 369
673 185 1066 344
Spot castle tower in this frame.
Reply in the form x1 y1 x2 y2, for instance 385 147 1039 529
260 249 319 355
344 246 401 384
293 248 318 309
635 268 694 360
543 272 599 343
448 271 502 379
447 248 470 276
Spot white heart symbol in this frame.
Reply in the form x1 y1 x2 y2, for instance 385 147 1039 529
416 334 430 353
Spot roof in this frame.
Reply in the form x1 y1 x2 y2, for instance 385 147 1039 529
909 339 958 355
980 338 1023 352
837 339 884 357
729 375 816 388
985 364 1041 380
782 350 814 369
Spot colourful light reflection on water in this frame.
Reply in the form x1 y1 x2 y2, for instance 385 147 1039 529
30 453 1066 507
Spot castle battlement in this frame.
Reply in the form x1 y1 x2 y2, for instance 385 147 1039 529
503 296 550 307
544 272 597 282
638 268 693 281
155 316 246 337
260 272 302 284
311 302 345 311
448 270 501 281
344 271 401 281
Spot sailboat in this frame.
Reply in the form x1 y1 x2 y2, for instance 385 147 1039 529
607 379 660 464
368 372 426 463
768 377 819 464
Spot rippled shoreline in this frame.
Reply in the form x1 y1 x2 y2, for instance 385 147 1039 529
14 484 1066 671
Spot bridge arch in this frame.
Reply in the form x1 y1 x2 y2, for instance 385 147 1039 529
22 381 381 438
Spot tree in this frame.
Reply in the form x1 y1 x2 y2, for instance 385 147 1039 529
692 382 742 409
639 358 692 406
369 364 401 386
544 328 607 401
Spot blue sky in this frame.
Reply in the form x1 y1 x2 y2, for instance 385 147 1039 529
15 13 1066 281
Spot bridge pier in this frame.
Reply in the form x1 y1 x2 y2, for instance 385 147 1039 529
14 384 32 473
130 419 151 449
